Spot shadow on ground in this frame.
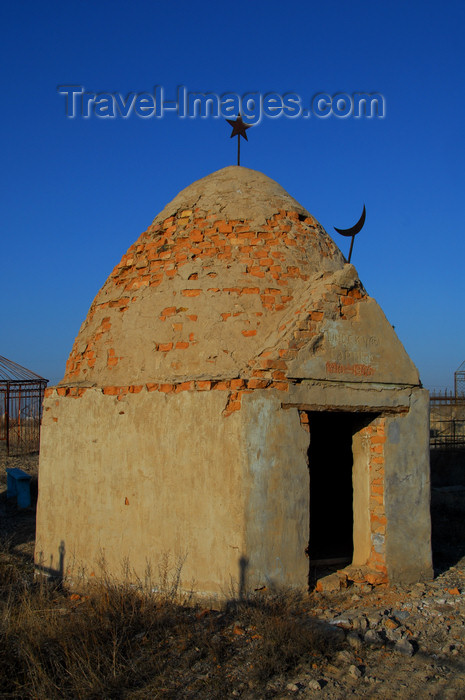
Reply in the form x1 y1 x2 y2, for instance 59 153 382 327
430 446 465 574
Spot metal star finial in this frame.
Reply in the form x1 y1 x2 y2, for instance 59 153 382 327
226 115 252 166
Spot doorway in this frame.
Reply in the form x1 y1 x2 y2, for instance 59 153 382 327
306 411 377 584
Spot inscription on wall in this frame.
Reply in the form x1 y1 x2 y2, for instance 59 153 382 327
326 329 380 367
323 326 379 377
326 362 375 377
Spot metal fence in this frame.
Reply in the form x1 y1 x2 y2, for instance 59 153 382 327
0 381 47 455
430 419 465 449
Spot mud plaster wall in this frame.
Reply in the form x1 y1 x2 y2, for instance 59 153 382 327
36 389 247 596
36 382 432 594
241 392 310 590
37 386 316 596
384 388 432 583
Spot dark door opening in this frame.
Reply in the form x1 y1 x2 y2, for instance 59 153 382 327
307 412 356 568
306 410 378 586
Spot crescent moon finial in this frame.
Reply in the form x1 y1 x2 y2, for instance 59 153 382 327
334 204 366 263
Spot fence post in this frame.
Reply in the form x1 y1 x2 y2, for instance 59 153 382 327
5 384 9 456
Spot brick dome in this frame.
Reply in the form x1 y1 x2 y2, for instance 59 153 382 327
39 167 430 597
62 166 350 389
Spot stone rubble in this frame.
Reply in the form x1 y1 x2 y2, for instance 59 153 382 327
281 558 465 698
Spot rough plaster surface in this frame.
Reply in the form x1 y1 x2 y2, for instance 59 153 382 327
287 297 419 385
35 389 247 596
63 167 345 386
61 166 419 388
152 166 308 228
241 392 310 590
384 388 433 583
285 381 413 412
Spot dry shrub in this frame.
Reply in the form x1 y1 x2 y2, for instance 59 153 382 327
1 551 198 698
0 546 343 698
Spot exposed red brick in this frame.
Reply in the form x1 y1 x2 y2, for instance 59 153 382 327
348 288 363 299
371 435 387 444
213 381 230 391
159 384 174 393
107 349 119 368
175 381 194 392
247 378 269 389
269 381 288 391
249 267 265 278
196 381 211 391
230 378 245 390
223 400 241 415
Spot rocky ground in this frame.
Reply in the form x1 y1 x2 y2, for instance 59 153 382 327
1 448 465 698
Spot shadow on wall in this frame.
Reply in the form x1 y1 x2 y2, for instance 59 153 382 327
35 546 252 599
239 555 249 600
35 540 65 583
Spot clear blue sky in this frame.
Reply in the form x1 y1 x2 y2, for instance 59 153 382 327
1 0 463 390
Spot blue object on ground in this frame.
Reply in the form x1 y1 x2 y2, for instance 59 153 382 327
6 467 32 509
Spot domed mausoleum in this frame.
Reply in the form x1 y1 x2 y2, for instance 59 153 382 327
35 167 432 594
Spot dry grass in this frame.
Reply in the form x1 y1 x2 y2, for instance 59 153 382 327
0 545 343 699
0 449 342 697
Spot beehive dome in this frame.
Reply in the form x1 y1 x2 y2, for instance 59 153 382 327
63 165 418 390
63 166 348 387
38 165 431 596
